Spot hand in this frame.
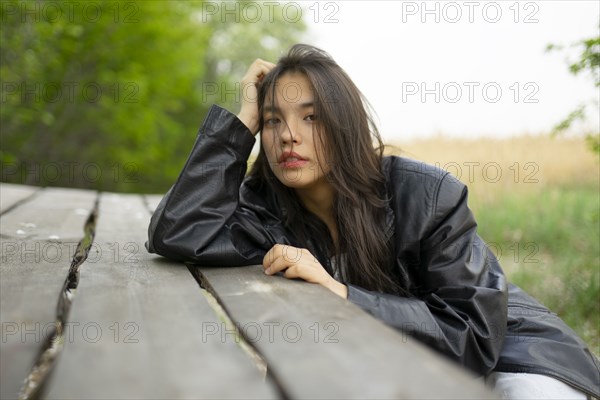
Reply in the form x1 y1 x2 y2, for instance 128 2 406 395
263 244 348 298
237 58 276 135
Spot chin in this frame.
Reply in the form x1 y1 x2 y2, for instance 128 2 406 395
277 179 311 189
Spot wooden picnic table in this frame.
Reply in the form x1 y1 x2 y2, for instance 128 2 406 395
0 183 497 399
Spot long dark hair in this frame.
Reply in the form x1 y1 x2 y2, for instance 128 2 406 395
249 44 408 296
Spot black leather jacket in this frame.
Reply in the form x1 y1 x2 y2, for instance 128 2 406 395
147 105 600 397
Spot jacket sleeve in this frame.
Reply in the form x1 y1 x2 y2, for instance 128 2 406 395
146 104 280 265
346 174 508 375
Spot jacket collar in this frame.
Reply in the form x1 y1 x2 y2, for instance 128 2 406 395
382 156 396 246
384 202 395 244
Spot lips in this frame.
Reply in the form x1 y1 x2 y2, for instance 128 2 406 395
278 151 308 168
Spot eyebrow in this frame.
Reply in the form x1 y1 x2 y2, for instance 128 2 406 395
263 101 314 114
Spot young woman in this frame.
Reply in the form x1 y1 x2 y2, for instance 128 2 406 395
147 44 599 399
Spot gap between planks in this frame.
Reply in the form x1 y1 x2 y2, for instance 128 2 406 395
188 265 290 400
17 194 99 400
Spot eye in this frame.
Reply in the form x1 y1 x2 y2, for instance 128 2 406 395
264 117 280 126
304 114 317 122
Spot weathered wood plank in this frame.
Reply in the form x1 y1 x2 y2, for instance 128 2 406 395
0 187 97 400
0 183 40 214
196 265 497 399
46 193 277 399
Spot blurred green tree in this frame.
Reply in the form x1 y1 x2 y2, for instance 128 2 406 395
0 0 305 192
547 27 600 153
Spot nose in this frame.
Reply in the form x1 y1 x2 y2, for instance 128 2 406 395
279 119 301 146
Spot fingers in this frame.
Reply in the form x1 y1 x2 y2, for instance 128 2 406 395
282 266 300 279
243 58 276 86
263 244 339 294
237 58 276 135
263 244 303 275
254 59 277 76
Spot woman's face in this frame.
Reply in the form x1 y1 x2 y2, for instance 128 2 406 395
261 72 331 192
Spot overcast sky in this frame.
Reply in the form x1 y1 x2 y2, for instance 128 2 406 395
304 1 599 141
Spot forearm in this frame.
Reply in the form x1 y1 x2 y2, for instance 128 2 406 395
237 110 259 135
346 283 506 374
147 105 255 260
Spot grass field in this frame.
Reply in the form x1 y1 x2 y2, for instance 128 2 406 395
392 135 599 356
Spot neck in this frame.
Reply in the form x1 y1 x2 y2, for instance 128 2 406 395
295 182 334 218
295 182 338 248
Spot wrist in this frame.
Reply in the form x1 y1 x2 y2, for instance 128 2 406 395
326 278 348 299
236 112 259 135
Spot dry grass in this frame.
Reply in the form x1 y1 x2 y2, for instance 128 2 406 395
387 134 599 206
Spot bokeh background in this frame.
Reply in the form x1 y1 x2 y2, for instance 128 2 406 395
1 0 598 355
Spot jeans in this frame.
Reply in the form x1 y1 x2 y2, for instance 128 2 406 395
486 372 590 400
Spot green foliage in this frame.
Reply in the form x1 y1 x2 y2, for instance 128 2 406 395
475 185 600 357
1 0 305 192
547 28 600 153
568 36 600 86
202 1 306 113
550 105 586 135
